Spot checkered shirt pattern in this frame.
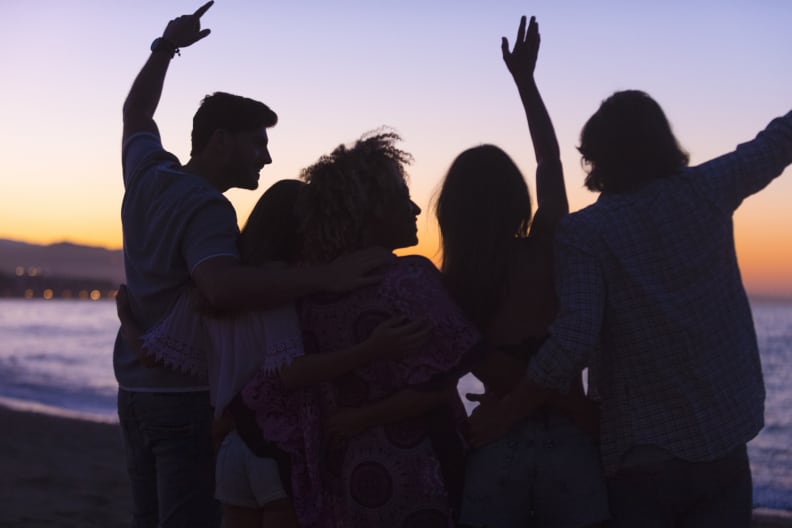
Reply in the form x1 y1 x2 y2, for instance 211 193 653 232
527 111 792 472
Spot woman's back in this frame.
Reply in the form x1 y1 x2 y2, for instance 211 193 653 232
441 16 609 527
486 231 556 344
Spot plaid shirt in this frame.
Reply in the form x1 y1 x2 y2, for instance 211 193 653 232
527 111 792 472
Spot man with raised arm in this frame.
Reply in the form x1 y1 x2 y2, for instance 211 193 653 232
118 3 387 526
469 85 792 526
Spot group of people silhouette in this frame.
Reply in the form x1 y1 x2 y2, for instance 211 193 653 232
114 2 792 527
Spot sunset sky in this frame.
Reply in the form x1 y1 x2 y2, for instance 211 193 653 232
1 1 791 295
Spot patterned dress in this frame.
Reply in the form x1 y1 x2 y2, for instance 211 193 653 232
240 255 483 527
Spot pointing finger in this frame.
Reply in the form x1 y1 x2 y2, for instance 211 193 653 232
194 0 214 18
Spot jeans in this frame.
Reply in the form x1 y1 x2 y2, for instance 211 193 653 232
459 411 609 528
606 444 752 528
118 389 221 528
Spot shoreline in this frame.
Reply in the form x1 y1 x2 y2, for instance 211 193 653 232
0 403 790 527
755 510 792 528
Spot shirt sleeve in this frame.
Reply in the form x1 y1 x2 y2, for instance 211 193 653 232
121 132 178 188
181 195 241 273
691 111 792 214
527 216 605 393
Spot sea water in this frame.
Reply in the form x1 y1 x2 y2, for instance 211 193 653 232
0 299 790 511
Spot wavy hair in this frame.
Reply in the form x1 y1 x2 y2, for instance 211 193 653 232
436 145 532 328
298 130 412 263
578 90 689 193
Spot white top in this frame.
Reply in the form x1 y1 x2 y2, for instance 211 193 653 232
142 289 304 418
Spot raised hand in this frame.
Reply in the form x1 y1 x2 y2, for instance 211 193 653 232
161 1 214 49
500 14 567 212
501 15 540 83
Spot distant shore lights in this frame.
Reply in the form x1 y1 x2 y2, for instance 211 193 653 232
35 288 109 300
36 288 109 300
10 264 116 300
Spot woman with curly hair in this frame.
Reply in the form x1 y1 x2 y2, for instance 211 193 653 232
116 178 431 528
239 131 485 527
436 16 608 528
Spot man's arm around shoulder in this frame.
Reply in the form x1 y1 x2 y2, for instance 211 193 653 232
192 248 392 312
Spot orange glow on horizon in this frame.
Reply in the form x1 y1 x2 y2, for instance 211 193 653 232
0 230 123 251
3 207 790 297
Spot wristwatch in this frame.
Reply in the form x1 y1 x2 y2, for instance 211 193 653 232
150 38 179 58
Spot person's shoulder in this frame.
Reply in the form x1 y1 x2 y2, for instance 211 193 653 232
555 203 606 248
123 131 172 160
562 202 600 227
157 164 218 195
184 181 233 212
123 132 180 180
123 131 160 148
152 169 233 221
380 254 442 290
390 254 440 275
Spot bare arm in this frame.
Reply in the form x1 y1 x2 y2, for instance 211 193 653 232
191 247 391 312
122 1 213 142
279 317 432 389
502 16 568 225
115 273 426 380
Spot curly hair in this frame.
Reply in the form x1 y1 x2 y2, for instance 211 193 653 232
297 130 412 263
578 90 689 193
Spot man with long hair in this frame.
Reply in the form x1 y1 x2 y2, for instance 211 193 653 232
470 90 792 526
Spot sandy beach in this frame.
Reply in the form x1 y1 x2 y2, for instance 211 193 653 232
1 404 790 528
0 406 130 527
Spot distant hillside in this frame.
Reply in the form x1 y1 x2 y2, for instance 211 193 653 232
0 239 124 283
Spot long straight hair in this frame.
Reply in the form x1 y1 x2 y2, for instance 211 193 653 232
436 145 532 329
238 179 304 265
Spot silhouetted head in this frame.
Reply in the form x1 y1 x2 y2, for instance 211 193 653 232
298 130 419 262
578 90 689 193
191 92 278 190
238 179 305 266
435 145 531 327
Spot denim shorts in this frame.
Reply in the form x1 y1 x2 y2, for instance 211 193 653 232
215 430 288 508
460 411 609 528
